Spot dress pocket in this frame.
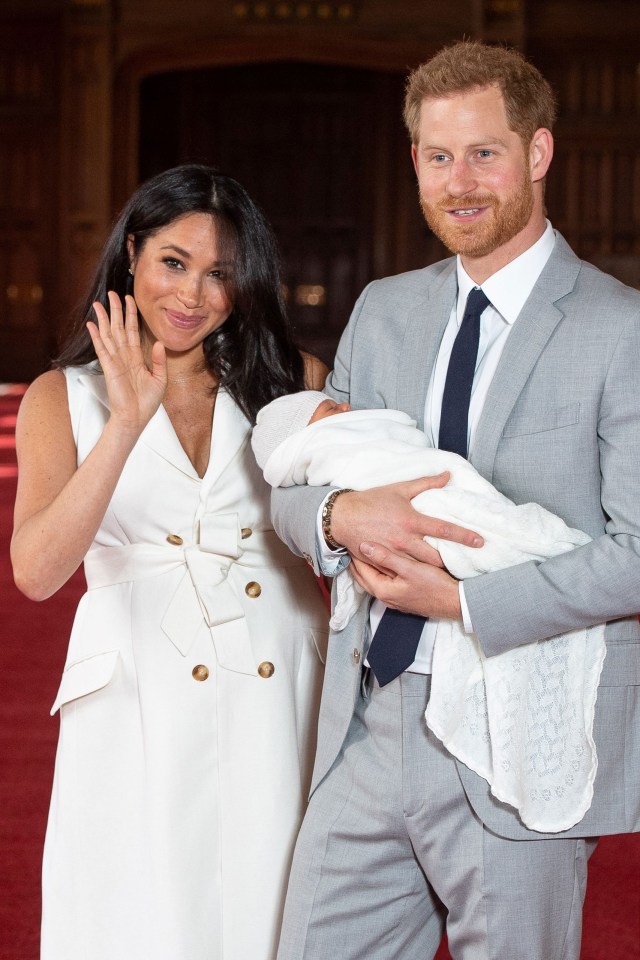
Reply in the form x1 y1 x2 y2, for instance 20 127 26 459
50 649 119 715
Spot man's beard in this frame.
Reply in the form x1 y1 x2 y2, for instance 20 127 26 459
420 172 535 258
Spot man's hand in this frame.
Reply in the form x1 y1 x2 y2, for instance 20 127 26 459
352 543 462 620
329 475 483 567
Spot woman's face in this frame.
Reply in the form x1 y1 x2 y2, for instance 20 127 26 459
128 212 233 357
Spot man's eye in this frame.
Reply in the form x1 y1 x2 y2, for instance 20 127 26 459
477 150 492 158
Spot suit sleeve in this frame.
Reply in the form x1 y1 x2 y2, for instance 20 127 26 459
270 284 373 573
465 312 640 657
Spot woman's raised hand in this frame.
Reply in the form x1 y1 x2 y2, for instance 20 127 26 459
87 291 167 436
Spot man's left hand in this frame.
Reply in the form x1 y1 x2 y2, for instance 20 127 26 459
351 541 462 620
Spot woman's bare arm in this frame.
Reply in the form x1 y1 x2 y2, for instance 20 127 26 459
301 351 330 390
11 294 166 600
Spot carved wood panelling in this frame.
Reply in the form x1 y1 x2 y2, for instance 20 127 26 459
0 18 60 381
532 45 640 266
57 0 113 327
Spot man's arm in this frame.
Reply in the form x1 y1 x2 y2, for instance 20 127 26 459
350 309 640 653
270 281 483 576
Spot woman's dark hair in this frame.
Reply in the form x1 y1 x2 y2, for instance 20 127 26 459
55 164 304 423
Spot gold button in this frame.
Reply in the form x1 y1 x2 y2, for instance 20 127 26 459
258 661 275 678
192 664 209 681
353 648 361 664
166 533 183 546
241 527 252 539
245 581 262 598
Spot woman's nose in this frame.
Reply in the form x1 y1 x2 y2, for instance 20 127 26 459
176 274 202 306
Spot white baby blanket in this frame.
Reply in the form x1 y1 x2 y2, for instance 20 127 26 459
258 407 606 832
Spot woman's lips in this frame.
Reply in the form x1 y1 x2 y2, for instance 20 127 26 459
165 309 206 329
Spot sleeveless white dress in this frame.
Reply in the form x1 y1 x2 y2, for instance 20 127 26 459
41 363 328 960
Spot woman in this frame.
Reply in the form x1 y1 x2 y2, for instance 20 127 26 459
11 165 329 960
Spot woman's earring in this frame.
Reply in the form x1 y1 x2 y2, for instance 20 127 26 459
126 268 134 296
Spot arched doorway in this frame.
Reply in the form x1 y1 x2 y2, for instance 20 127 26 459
138 62 445 364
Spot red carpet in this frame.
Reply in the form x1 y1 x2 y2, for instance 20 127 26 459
1 386 638 959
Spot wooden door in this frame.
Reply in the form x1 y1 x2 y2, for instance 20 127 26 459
139 63 438 365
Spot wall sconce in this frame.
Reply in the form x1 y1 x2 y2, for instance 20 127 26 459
294 284 326 306
231 2 357 22
5 284 43 305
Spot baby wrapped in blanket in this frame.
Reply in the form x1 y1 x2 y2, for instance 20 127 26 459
252 391 607 833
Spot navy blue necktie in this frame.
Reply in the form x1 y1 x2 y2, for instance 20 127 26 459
367 287 490 686
438 287 490 457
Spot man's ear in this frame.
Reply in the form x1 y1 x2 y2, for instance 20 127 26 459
411 143 419 177
529 128 554 183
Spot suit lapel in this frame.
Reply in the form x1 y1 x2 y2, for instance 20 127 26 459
202 389 251 490
397 261 457 429
470 234 582 481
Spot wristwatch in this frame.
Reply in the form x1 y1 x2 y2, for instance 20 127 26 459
321 488 353 550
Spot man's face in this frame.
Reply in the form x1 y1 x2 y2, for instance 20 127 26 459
412 85 545 264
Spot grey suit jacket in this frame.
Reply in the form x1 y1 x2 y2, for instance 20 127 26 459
272 233 640 839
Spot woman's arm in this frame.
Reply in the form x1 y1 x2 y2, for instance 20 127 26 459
301 351 330 390
11 294 166 600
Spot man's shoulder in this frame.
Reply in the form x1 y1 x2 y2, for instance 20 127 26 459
364 257 456 301
548 234 640 313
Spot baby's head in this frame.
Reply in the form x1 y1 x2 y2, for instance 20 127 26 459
308 397 351 424
252 390 351 470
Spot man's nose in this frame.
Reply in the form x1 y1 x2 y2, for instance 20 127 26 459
446 159 478 197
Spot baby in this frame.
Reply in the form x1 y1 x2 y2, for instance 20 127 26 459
252 390 592 620
252 390 607 834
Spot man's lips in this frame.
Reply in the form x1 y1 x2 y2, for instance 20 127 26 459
446 205 489 220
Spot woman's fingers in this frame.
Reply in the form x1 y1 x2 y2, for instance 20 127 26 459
124 295 142 347
107 291 127 346
149 340 167 386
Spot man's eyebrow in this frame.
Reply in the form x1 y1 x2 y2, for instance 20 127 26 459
420 138 509 151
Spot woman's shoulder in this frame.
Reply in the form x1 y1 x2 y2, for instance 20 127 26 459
19 361 102 433
20 369 68 410
301 351 329 390
15 369 73 449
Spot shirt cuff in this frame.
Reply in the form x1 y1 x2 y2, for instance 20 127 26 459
459 581 474 633
316 492 350 576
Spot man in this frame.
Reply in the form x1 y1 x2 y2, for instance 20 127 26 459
272 41 640 960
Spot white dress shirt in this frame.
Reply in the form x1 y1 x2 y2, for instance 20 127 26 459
319 222 557 672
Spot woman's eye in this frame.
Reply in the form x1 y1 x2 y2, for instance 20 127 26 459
162 257 183 269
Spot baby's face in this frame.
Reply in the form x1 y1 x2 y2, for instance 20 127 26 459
308 399 351 424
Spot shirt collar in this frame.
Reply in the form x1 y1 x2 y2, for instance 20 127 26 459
455 220 556 326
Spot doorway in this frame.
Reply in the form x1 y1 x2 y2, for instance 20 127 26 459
139 63 442 364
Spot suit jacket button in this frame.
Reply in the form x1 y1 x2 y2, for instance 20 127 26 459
303 553 313 565
258 661 275 678
192 664 209 681
241 527 252 539
166 533 183 546
353 649 361 665
245 581 262 598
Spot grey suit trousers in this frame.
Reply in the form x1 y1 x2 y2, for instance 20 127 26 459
278 671 595 960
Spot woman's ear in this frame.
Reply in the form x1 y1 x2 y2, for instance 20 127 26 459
126 234 136 273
